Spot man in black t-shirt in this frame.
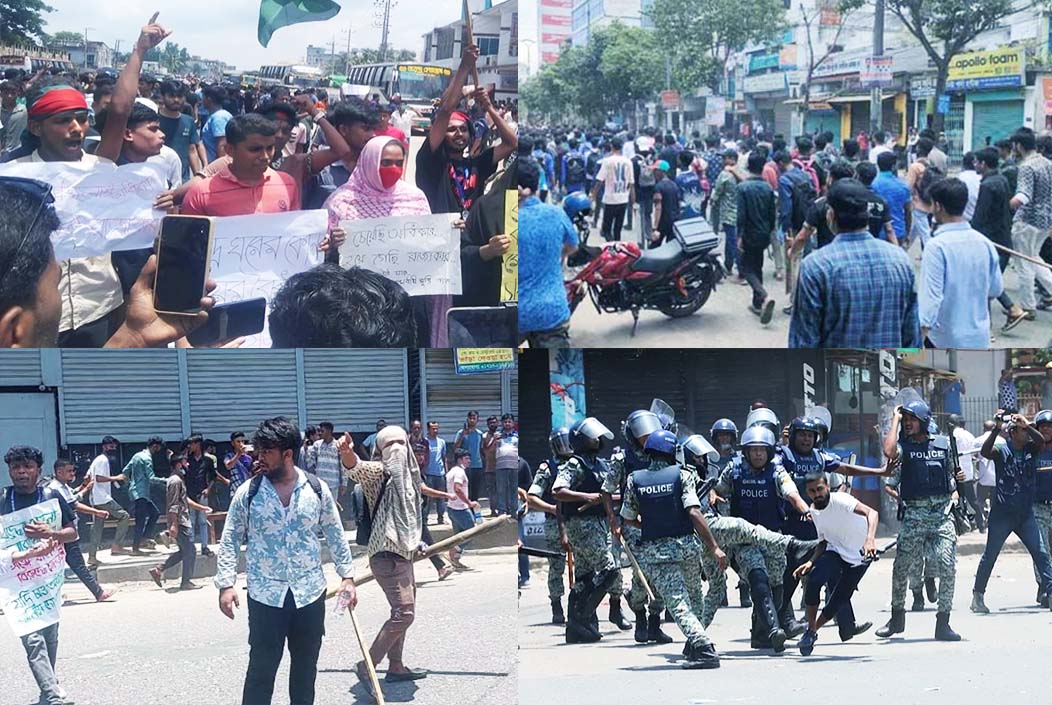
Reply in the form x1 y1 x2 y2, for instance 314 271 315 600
855 161 897 244
3 445 79 705
651 160 681 246
184 434 216 557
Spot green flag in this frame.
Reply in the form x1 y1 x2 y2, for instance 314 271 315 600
258 0 341 47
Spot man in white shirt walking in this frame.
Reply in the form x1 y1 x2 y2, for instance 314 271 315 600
592 136 635 242
949 414 984 532
793 471 880 656
975 419 998 531
87 435 132 565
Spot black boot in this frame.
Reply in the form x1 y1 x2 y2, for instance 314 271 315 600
664 608 673 623
772 584 805 639
633 609 648 643
551 598 565 625
647 612 674 644
609 595 632 630
749 569 786 652
681 641 720 670
876 608 906 638
839 621 872 642
911 589 925 612
749 609 771 649
738 581 752 608
925 577 938 604
934 612 961 641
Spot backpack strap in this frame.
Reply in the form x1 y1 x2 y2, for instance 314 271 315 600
242 475 264 543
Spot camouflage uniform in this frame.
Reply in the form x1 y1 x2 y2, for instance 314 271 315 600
887 472 938 593
605 451 662 615
528 461 566 600
554 457 615 576
621 468 712 646
1033 503 1052 587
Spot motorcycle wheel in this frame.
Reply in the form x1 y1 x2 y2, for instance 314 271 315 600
657 265 712 318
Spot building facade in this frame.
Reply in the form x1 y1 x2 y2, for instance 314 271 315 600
422 0 519 100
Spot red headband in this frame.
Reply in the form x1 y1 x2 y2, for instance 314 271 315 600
450 111 470 124
28 88 88 119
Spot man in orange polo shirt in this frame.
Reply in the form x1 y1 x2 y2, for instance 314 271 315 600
181 113 300 216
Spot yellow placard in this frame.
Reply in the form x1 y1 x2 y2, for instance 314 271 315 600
501 189 518 302
947 47 1024 83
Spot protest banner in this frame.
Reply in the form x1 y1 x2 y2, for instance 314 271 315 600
454 347 516 374
501 190 518 303
0 499 67 638
338 213 462 296
0 160 167 261
209 209 328 348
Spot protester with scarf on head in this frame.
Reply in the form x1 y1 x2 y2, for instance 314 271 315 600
325 135 453 347
338 425 429 693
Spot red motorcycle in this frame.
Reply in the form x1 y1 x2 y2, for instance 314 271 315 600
565 214 724 335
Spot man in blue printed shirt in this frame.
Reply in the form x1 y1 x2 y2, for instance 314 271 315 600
454 411 486 503
224 431 254 495
789 179 920 348
216 417 354 705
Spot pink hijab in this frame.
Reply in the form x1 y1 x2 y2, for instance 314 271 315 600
324 136 431 225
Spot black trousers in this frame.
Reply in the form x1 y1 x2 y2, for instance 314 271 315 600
420 505 445 570
160 525 196 585
243 591 326 705
133 498 159 549
740 245 767 308
467 467 483 502
601 203 628 241
64 537 103 599
804 551 869 626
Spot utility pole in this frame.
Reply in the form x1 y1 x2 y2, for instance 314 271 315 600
343 25 353 77
870 0 885 135
378 0 393 62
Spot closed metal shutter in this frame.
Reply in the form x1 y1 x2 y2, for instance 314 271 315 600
0 350 44 386
186 350 299 437
518 350 552 466
971 99 1024 151
584 349 692 443
304 350 408 431
422 349 504 437
508 365 519 416
61 350 183 443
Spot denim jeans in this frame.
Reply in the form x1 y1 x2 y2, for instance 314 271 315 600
191 505 210 550
448 507 476 557
495 468 516 515
804 551 869 630
423 474 447 522
21 622 63 705
638 194 654 245
722 224 738 274
974 500 1052 595
132 498 159 550
518 515 530 585
160 525 197 585
64 537 103 599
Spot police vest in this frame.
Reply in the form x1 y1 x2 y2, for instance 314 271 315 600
899 436 953 501
1035 448 1052 501
559 456 608 519
631 465 694 541
730 460 783 530
779 446 828 502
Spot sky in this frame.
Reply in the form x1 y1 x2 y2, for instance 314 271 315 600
37 0 467 71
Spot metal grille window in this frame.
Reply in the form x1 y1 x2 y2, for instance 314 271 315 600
944 95 966 168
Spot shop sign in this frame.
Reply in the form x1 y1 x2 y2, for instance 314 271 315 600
743 71 788 94
946 47 1024 91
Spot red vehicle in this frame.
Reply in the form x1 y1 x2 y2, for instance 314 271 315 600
564 206 724 335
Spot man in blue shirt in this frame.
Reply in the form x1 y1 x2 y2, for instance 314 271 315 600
871 152 913 246
520 158 578 346
789 179 920 348
424 421 449 524
919 178 1003 348
200 86 232 162
533 139 555 202
454 411 485 502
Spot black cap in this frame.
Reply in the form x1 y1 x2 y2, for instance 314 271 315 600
101 435 119 445
454 449 472 460
826 179 870 219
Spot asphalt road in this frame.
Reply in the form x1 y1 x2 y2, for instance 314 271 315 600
519 538 1052 705
562 214 1052 348
1 550 515 705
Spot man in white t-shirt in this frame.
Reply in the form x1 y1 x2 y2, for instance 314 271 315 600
86 435 132 565
592 136 635 242
949 414 984 532
446 449 481 570
793 472 880 656
974 420 999 529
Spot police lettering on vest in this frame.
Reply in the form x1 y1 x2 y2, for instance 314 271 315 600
730 458 784 530
899 436 954 501
631 465 693 541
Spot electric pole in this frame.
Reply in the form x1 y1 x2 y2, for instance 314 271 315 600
378 0 393 62
870 0 885 135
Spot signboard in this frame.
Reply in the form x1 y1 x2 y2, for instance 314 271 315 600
779 44 798 70
705 96 727 126
946 47 1024 91
813 50 867 79
743 71 788 95
910 75 938 98
660 90 681 108
0 500 66 638
1042 77 1052 116
937 94 950 114
454 348 516 375
860 56 894 87
749 52 780 74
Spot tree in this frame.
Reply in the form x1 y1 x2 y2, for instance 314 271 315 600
651 0 787 94
886 0 1050 132
50 30 84 45
0 0 54 45
797 0 865 118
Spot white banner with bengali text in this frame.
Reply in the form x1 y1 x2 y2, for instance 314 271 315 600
0 499 66 638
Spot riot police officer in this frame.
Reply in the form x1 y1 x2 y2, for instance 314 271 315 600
621 430 725 669
877 400 965 641
603 409 672 644
552 417 621 643
709 418 749 607
1032 410 1052 606
526 427 573 624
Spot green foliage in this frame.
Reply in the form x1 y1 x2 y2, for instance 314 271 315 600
887 0 1043 64
50 30 83 44
0 0 54 45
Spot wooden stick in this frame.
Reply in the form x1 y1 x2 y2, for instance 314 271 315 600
992 242 1052 271
349 608 386 705
463 0 482 88
618 534 657 603
567 547 575 588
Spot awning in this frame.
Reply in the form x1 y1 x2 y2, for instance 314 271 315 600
783 98 834 110
827 94 897 104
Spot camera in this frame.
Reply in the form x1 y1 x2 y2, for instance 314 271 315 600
1000 412 1014 424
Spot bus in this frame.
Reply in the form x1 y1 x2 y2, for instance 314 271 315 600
344 62 454 133
258 64 325 89
0 47 75 76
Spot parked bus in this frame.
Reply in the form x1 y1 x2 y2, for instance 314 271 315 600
258 63 324 89
0 47 75 76
344 62 453 133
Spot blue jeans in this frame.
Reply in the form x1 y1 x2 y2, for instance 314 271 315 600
495 468 516 515
722 224 738 273
191 505 210 551
804 550 869 633
133 498 159 550
423 474 447 521
518 516 530 585
974 501 1052 595
448 508 475 557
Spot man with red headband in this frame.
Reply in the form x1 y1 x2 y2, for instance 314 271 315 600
12 13 172 347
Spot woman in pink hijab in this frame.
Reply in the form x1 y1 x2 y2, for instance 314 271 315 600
325 135 452 346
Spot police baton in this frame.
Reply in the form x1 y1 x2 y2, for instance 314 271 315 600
519 545 566 559
618 533 657 604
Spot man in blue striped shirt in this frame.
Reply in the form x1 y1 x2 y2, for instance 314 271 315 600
789 179 920 348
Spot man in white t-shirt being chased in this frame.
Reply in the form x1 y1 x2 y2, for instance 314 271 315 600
87 435 132 565
592 136 635 242
793 471 880 656
447 449 481 570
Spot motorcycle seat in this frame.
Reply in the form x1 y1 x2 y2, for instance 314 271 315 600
630 239 684 274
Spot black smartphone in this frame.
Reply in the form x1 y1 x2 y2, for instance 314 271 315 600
187 298 266 347
446 305 518 347
154 215 214 315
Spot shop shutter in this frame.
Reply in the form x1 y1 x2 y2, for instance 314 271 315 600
517 350 552 466
584 349 692 442
422 349 504 440
186 350 299 438
508 365 519 416
805 111 840 146
972 100 1024 151
61 350 183 443
303 350 408 431
0 350 44 386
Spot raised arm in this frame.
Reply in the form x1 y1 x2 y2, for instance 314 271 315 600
428 44 480 152
883 408 902 460
474 87 518 164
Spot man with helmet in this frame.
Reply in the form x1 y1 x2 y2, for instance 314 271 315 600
552 417 621 643
971 410 1052 614
712 425 813 649
602 409 671 644
708 418 750 608
877 400 966 641
621 429 726 669
1032 410 1052 605
526 427 573 625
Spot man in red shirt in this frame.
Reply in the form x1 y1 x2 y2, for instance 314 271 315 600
375 103 408 149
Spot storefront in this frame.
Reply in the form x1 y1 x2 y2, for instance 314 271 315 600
946 47 1027 153
743 71 793 137
803 101 841 144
